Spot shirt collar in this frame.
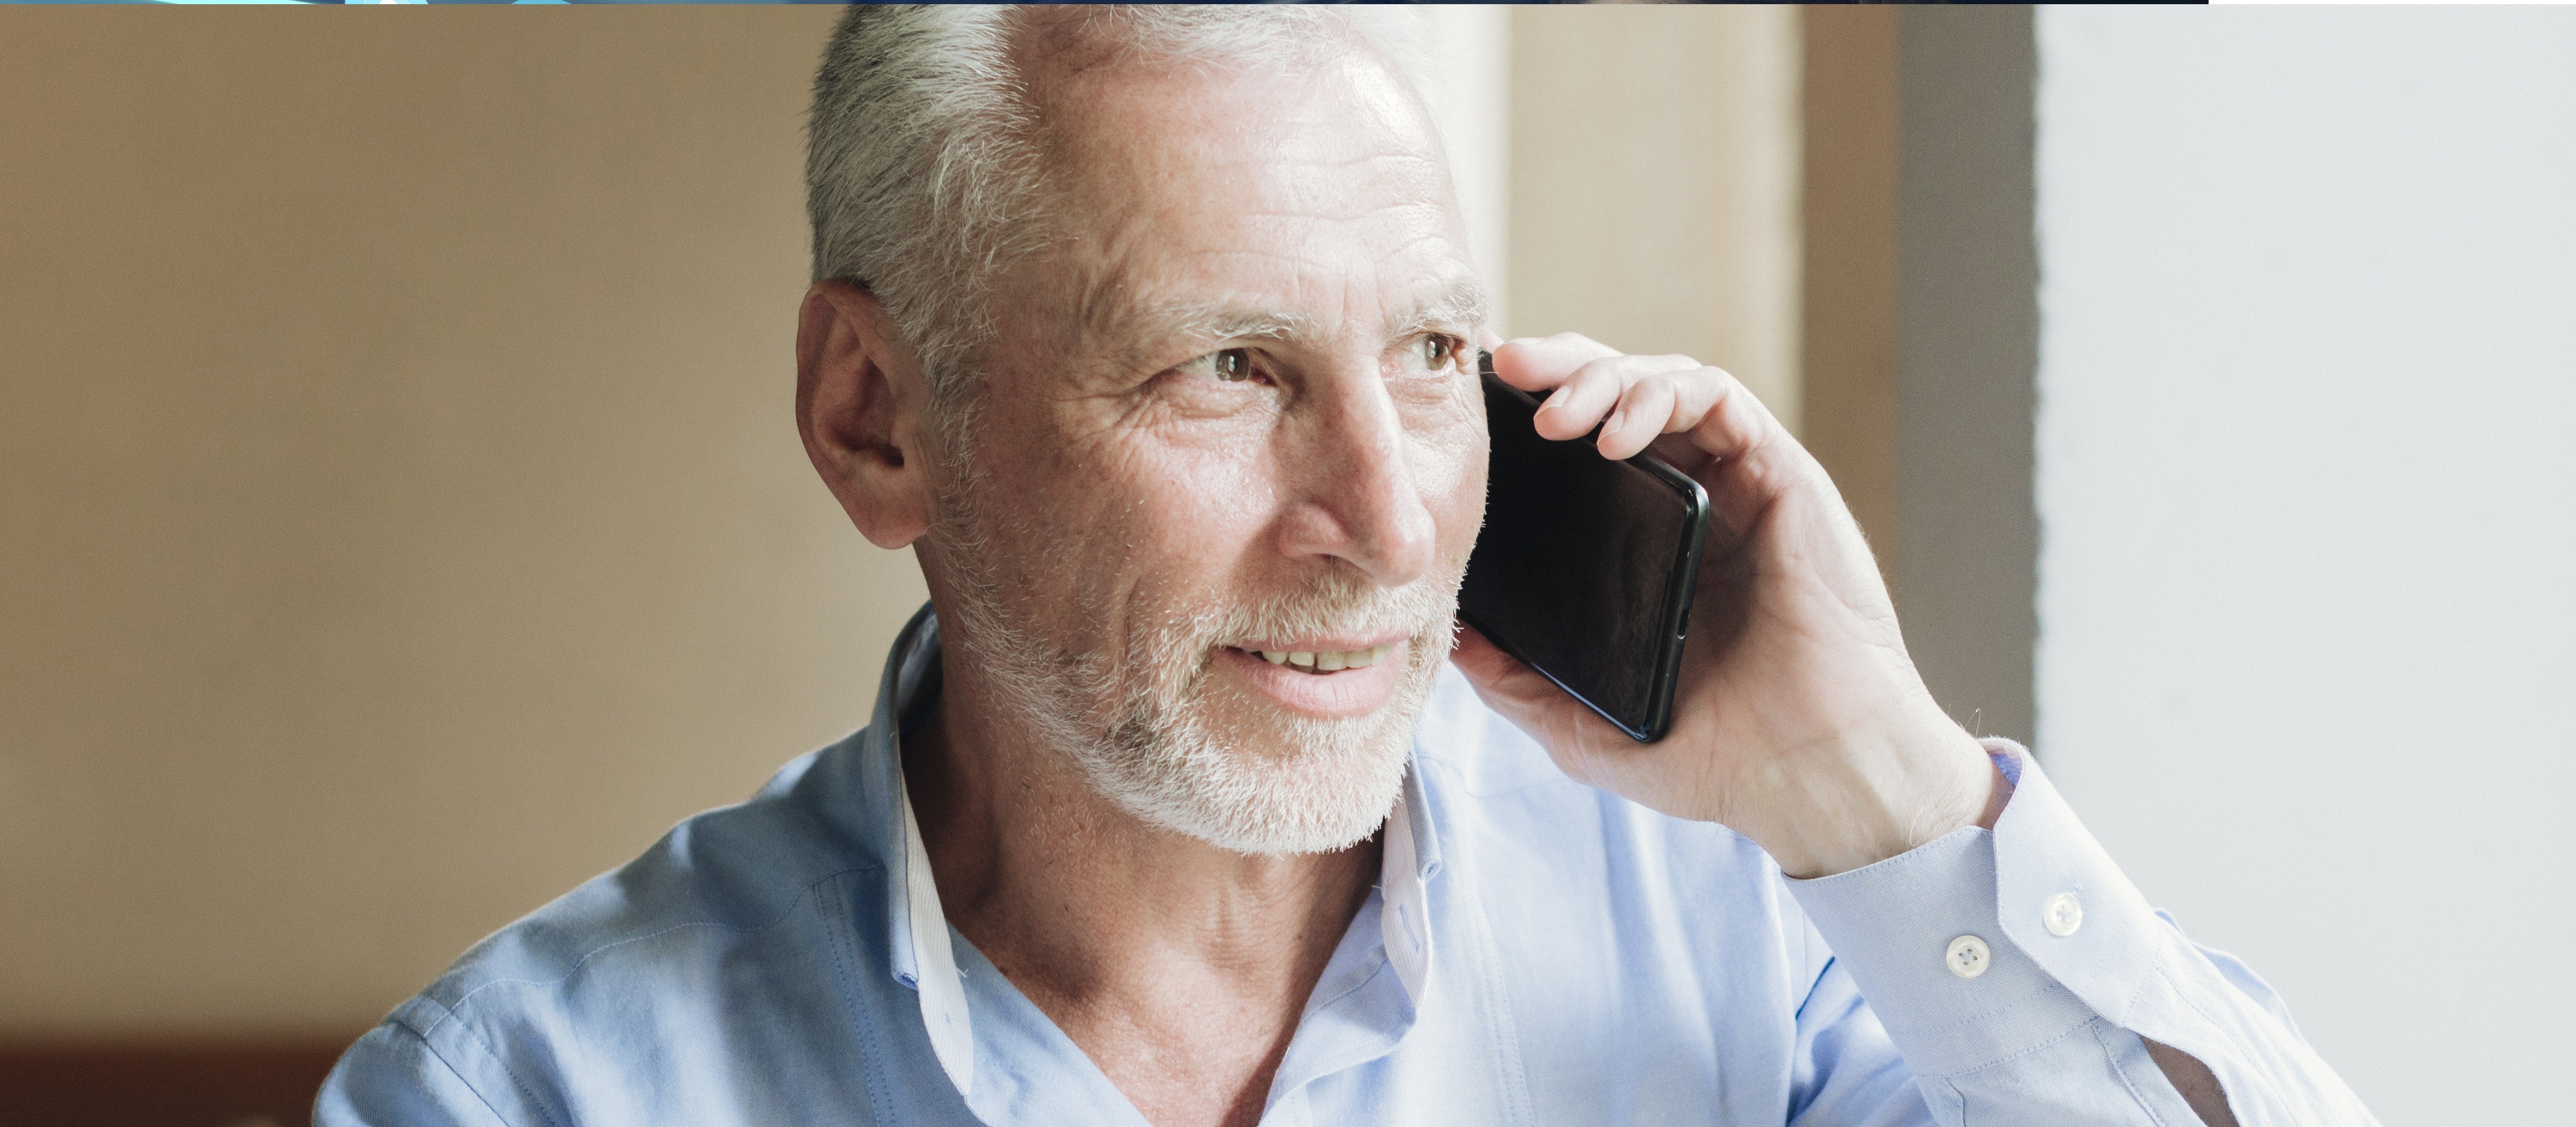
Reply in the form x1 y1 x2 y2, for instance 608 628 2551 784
1379 746 1439 1001
864 602 1446 1101
852 603 976 1096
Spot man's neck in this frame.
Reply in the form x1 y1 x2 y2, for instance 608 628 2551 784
902 657 1382 1127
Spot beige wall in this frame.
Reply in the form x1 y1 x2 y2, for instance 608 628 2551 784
1798 7 1902 582
0 8 917 1036
1507 6 1803 433
1503 6 1903 561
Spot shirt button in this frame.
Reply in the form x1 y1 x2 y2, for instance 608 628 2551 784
1945 934 1991 979
2043 891 2084 936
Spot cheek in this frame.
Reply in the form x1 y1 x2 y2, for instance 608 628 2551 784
1123 443 1280 576
1026 435 1281 613
961 433 1136 613
1413 414 1490 566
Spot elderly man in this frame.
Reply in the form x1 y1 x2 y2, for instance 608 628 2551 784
320 7 2371 1127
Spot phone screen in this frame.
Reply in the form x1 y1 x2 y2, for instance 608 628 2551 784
1458 355 1708 742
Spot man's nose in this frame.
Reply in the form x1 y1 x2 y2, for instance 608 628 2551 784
1272 371 1438 587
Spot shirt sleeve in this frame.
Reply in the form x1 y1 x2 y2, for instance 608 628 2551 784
314 1022 520 1127
1782 955 1938 1127
1780 739 2380 1126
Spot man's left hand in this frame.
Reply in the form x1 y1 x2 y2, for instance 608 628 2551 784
1448 334 2006 879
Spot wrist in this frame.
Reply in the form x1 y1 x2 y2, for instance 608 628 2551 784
1756 713 1998 880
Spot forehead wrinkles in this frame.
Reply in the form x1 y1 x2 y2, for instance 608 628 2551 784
1008 32 1470 365
1059 190 1478 355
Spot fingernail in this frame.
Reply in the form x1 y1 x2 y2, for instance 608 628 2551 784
1604 409 1625 433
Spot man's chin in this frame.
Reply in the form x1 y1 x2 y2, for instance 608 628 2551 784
1059 612 1452 855
1196 696 1401 763
1110 684 1425 856
1137 735 1411 857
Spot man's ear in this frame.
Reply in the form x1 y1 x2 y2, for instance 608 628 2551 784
796 280 934 550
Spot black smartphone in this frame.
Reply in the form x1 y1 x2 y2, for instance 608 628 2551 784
1458 351 1709 742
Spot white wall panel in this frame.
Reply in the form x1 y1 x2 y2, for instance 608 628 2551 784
2036 10 2576 1123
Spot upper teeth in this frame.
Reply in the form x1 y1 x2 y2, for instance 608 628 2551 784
1253 645 1388 671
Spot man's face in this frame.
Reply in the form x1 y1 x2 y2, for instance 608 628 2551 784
925 41 1488 855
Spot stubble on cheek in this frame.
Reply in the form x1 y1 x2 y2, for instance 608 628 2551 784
946 425 1232 719
928 358 1481 851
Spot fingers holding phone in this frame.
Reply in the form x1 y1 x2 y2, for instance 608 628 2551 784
1489 334 1799 529
1458 334 1997 880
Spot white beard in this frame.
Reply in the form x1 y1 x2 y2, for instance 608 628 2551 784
936 500 1460 856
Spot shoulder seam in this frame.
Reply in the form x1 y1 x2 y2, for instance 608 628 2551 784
374 1018 538 1127
439 1017 566 1127
421 862 882 1040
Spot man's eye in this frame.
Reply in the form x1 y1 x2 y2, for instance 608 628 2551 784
1188 348 1256 383
1400 335 1461 372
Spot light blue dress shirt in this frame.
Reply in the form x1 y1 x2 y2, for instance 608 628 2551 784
319 605 2375 1125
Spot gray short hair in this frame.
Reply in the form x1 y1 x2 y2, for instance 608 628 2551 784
804 5 1435 413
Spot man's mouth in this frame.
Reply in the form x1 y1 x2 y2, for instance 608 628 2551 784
1232 644 1392 675
1217 638 1411 717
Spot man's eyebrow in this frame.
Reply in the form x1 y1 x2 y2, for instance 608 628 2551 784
1148 303 1319 345
1386 275 1493 340
1080 297 1314 370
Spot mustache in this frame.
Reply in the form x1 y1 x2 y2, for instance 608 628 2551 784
1186 570 1462 657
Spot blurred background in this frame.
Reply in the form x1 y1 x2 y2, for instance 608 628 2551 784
0 6 2566 1125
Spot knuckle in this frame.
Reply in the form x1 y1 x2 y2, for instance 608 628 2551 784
1627 374 1677 411
1573 356 1628 389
